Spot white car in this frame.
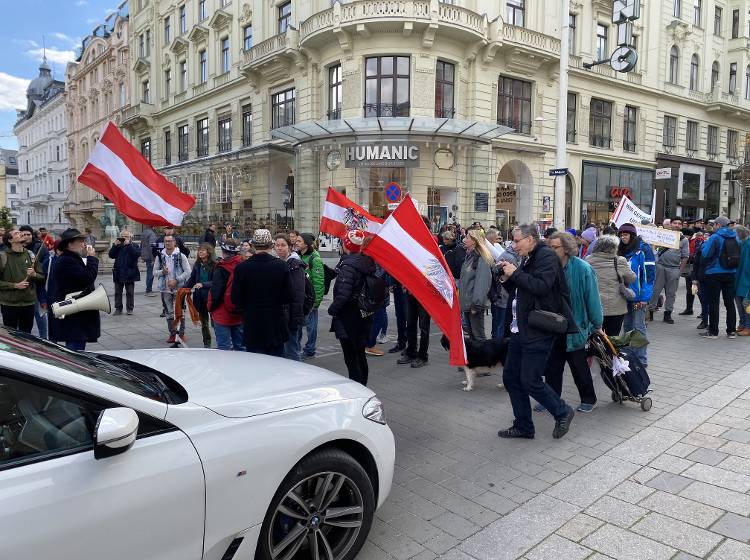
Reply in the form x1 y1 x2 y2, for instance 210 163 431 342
0 329 394 560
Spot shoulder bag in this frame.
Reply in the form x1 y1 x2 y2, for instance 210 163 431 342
614 257 636 301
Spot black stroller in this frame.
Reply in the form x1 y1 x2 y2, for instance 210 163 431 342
588 332 652 411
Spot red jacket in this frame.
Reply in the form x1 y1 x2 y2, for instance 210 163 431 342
208 256 243 326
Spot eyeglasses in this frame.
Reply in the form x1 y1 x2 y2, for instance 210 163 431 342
548 243 563 250
511 235 530 246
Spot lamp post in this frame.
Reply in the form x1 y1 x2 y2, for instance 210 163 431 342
282 185 291 230
554 0 570 230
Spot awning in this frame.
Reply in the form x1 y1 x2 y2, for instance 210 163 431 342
270 117 514 146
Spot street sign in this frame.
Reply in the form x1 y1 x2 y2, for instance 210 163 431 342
655 168 672 180
384 181 402 202
549 168 568 176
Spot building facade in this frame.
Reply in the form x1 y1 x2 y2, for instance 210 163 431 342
14 60 69 232
122 0 750 235
0 149 19 221
64 4 131 235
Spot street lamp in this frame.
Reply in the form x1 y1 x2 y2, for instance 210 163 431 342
282 185 291 230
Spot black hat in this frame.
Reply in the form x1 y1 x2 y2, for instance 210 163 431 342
300 232 316 248
58 228 86 249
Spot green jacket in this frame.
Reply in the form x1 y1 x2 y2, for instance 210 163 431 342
564 256 603 351
300 249 324 308
0 248 45 306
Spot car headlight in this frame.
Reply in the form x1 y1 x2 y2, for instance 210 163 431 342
362 396 387 425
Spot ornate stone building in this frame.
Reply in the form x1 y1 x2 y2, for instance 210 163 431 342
0 149 19 221
64 4 130 234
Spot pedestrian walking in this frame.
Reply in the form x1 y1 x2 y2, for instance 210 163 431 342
0 229 45 333
231 229 293 356
734 226 750 335
497 224 577 440
585 234 636 336
140 225 157 295
697 216 739 339
108 229 140 315
649 217 689 324
275 233 307 361
296 232 325 359
154 235 191 344
459 227 493 340
208 240 244 351
185 243 216 348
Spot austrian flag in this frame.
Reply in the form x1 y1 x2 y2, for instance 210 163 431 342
320 187 383 239
77 122 195 226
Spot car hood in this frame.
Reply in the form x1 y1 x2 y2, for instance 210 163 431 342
100 348 374 418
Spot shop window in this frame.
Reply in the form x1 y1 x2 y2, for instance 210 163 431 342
178 124 189 161
435 60 455 118
566 92 577 142
242 104 252 146
278 1 291 34
196 118 209 157
623 105 637 152
218 117 231 153
164 130 171 165
662 116 677 148
690 54 700 90
507 0 525 27
140 137 151 162
365 56 410 117
668 46 679 84
589 98 612 148
271 88 295 129
686 120 699 152
497 76 532 134
707 125 718 156
328 64 343 119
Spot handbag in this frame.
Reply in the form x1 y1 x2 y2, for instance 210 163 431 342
614 257 636 301
528 309 569 333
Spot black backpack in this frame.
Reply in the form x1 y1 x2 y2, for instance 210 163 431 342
323 263 337 295
357 273 388 317
719 237 741 269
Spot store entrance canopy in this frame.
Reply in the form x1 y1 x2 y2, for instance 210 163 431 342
271 117 514 146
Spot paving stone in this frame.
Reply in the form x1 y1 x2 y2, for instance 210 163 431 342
681 432 727 450
607 426 685 466
422 533 461 555
631 512 723 557
584 496 647 528
471 492 516 515
582 523 676 560
681 462 750 492
711 512 750 542
546 455 640 508
524 534 591 560
637 490 724 528
722 429 750 444
719 440 750 459
440 550 477 560
717 454 750 475
430 512 481 540
695 423 729 437
708 539 750 559
679 480 750 516
686 447 729 466
648 453 693 474
644 472 693 493
555 513 604 542
690 384 746 409
655 403 717 433
665 442 700 458
630 466 660 484
671 554 702 560
607 480 656 504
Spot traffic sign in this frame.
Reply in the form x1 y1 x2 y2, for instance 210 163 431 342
549 168 568 176
384 181 402 202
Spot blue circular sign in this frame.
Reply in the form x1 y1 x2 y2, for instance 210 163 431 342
384 182 402 202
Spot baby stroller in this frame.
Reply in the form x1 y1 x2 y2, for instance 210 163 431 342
588 331 652 411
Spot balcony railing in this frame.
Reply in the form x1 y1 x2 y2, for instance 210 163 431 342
327 108 342 120
435 107 455 119
196 144 209 157
502 24 560 54
497 117 532 135
590 134 612 149
363 102 410 118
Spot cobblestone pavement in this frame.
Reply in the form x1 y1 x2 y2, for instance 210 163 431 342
77 273 750 560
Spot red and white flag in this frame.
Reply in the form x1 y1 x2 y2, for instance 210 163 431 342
77 122 196 226
364 196 466 366
320 187 383 239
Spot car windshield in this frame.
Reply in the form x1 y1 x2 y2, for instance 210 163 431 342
0 330 187 404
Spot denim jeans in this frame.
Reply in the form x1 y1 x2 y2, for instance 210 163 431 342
161 291 184 336
34 300 48 339
213 323 245 351
736 296 749 330
144 259 154 292
303 309 318 357
502 334 569 435
623 303 648 367
284 325 303 361
491 305 506 340
367 305 388 347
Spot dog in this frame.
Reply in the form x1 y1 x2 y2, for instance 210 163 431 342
441 335 509 391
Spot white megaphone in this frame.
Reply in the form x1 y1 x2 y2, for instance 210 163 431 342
52 284 111 319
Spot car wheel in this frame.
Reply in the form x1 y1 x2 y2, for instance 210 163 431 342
256 448 375 560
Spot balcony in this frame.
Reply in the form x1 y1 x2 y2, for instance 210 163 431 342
705 89 742 115
121 102 154 131
240 31 304 89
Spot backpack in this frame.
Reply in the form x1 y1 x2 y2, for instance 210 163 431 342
323 263 337 295
302 274 314 316
719 237 741 269
357 273 388 317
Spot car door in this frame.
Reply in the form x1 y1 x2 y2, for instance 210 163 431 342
0 371 205 560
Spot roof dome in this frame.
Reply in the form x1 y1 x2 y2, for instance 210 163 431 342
26 59 53 98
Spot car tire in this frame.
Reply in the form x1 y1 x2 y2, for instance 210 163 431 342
256 448 375 560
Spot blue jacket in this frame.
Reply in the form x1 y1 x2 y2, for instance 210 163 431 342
623 239 655 303
701 227 739 275
564 256 604 351
735 238 750 298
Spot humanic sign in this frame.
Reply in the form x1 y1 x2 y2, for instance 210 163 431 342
344 144 420 168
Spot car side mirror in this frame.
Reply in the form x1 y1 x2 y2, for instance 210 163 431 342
94 407 139 460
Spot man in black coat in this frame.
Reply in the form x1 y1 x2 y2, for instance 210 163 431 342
231 229 293 357
439 230 466 280
108 229 140 315
497 224 577 440
201 224 217 247
49 228 100 351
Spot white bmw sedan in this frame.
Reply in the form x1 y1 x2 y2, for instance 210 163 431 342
0 329 394 560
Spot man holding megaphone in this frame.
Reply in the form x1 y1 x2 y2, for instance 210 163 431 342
48 228 101 351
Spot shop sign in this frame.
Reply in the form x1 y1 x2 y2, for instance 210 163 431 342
474 192 489 212
609 187 632 198
655 168 672 180
344 143 420 168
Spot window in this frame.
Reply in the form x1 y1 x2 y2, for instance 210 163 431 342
164 16 171 43
663 116 677 148
746 65 750 100
732 9 740 38
164 130 171 165
217 117 232 153
730 62 737 93
196 118 209 157
435 60 454 118
56 146 60 161
145 29 151 57
711 61 720 91
164 69 171 96
497 76 532 134
589 99 612 148
566 92 577 143
271 88 295 129
596 24 608 61
728 129 739 158
690 54 699 90
669 46 680 84
694 0 701 26
10 184 16 194
138 33 145 58
178 124 188 161
120 80 126 107
707 125 718 155
242 104 252 146
220 37 230 73
243 25 253 50
57 179 61 192
142 80 150 103
179 5 187 34
141 137 151 162
686 120 698 151
198 0 207 21
714 6 723 34
364 56 410 117
278 1 291 33
568 14 576 55
673 0 681 18
198 50 207 83
507 0 525 27
179 60 187 91
328 64 343 119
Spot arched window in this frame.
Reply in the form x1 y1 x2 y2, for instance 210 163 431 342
669 46 680 84
711 61 720 91
690 54 700 90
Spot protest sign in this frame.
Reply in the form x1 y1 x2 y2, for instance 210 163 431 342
612 194 652 227
635 224 680 249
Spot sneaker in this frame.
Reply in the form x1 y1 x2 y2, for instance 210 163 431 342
727 332 737 339
145 291 157 297
699 332 718 339
410 358 428 368
167 335 176 344
553 406 575 439
663 312 674 324
577 402 597 413
160 311 166 318
377 333 389 344
678 309 693 316
696 321 708 330
388 344 406 354
533 403 547 413
113 309 122 316
396 355 415 365
497 426 534 439
365 346 384 356
126 310 133 315
302 352 316 360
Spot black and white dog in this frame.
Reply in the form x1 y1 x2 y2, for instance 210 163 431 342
441 335 509 391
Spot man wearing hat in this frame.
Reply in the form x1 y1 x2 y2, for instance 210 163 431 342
208 240 245 351
48 228 99 350
295 233 325 358
231 229 294 356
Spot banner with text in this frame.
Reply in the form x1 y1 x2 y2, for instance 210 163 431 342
612 194 652 227
611 195 679 249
